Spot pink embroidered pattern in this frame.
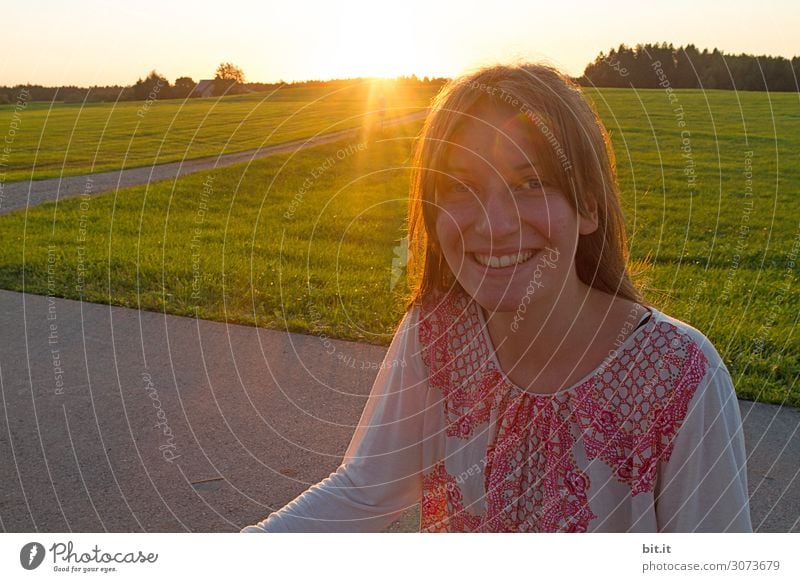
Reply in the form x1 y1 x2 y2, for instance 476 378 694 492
418 290 708 532
481 390 597 532
419 292 501 439
572 337 707 495
421 460 482 532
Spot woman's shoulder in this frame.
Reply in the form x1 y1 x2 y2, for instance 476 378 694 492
645 307 729 376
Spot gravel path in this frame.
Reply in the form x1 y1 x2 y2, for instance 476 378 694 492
0 110 427 216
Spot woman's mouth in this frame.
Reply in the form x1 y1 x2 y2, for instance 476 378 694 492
472 249 538 268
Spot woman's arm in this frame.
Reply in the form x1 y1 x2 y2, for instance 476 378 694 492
654 347 752 532
241 308 427 532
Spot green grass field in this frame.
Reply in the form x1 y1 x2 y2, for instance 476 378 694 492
0 81 437 182
0 87 797 406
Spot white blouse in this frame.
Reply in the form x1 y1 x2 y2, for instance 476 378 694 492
241 289 752 533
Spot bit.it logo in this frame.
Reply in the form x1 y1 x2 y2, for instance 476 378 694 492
20 542 46 570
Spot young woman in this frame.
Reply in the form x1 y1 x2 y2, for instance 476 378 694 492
241 63 752 533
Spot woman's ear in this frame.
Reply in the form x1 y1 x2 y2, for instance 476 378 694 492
578 196 599 236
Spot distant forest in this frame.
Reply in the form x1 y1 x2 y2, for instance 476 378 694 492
2 42 798 104
580 42 800 91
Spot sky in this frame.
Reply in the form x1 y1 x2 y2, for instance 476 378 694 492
2 0 799 86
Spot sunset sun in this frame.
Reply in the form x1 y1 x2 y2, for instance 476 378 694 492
331 7 420 78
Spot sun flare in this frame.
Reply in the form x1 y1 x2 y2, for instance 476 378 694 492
332 6 420 79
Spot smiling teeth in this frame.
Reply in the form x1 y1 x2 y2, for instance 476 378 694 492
473 250 535 268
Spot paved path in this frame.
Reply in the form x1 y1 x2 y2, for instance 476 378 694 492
0 289 796 532
0 111 427 216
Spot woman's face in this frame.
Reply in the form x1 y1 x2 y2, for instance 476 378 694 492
433 105 598 314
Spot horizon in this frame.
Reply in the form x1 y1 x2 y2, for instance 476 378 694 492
5 44 800 90
1 0 798 87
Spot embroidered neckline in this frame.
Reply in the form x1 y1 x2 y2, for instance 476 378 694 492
473 296 660 399
418 289 708 531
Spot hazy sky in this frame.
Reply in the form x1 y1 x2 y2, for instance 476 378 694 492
2 0 799 86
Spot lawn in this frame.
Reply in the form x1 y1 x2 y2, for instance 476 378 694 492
0 87 797 407
0 81 438 183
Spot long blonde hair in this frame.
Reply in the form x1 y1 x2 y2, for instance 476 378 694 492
406 63 646 308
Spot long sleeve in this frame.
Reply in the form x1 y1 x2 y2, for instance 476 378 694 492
654 346 752 532
241 307 428 532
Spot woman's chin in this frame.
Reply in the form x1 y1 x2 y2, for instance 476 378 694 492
469 288 529 315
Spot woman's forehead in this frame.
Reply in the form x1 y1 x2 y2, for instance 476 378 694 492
443 110 542 171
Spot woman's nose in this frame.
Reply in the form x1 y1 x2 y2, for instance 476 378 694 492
474 188 520 240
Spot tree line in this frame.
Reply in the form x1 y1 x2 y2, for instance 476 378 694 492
580 43 800 91
0 62 248 104
0 63 447 105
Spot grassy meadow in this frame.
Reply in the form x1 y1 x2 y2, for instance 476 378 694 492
0 87 797 407
0 81 438 182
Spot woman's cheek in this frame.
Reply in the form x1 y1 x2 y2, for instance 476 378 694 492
435 204 472 239
517 195 552 225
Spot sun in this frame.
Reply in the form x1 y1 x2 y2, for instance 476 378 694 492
332 6 420 79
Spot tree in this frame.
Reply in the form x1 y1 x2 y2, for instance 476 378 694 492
213 63 245 96
215 62 245 83
675 44 701 88
172 76 196 98
132 70 170 101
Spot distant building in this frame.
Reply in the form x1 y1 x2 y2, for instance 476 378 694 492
191 79 246 98
191 80 216 98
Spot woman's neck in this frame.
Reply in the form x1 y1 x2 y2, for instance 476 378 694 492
483 280 600 367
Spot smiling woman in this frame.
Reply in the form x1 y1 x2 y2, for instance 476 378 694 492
241 62 752 533
430 101 600 318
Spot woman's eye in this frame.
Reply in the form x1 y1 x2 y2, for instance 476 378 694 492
442 179 474 196
516 177 544 191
